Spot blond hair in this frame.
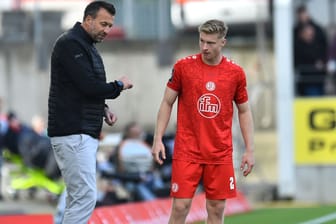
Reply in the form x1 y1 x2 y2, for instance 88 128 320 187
198 19 228 39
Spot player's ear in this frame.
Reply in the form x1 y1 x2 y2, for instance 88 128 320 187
222 38 227 47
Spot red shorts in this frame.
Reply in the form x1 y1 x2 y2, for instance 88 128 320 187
170 160 237 200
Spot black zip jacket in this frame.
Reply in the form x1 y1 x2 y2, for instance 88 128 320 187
48 22 122 139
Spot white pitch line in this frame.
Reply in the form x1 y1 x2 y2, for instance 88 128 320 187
299 212 336 224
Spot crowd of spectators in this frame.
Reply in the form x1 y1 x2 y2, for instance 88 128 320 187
0 102 175 222
0 104 174 203
0 104 62 200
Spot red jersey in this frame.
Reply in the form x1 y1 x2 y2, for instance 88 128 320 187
167 54 248 164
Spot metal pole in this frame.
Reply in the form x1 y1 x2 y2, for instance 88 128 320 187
274 0 295 198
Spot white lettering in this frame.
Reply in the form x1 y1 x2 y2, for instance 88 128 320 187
197 93 221 118
199 96 219 113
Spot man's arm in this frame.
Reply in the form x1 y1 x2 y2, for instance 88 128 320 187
58 40 132 99
237 101 255 176
152 87 178 165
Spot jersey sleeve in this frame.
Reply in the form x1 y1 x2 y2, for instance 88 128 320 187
234 68 248 104
167 62 181 92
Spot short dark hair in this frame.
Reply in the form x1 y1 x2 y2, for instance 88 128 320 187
296 4 307 14
83 1 116 21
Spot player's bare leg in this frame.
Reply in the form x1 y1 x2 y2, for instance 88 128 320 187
168 198 192 224
206 199 226 224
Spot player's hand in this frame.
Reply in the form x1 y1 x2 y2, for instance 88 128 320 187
118 76 133 90
240 150 254 177
104 108 117 126
151 139 166 165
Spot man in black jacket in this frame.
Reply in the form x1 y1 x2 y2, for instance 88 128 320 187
48 1 133 223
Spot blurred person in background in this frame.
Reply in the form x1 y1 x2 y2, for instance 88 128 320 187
0 97 8 200
0 98 7 140
1 112 59 179
113 121 165 201
294 23 327 96
325 33 336 95
293 4 327 96
30 115 61 180
294 4 327 50
114 121 152 175
31 115 47 136
47 1 133 223
152 19 255 224
3 112 31 156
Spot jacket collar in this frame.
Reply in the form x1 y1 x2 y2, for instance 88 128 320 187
73 22 95 44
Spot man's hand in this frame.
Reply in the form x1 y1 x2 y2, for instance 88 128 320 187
240 150 255 177
151 139 166 165
118 76 133 90
104 108 117 126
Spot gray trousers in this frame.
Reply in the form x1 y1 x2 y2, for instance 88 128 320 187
51 134 98 224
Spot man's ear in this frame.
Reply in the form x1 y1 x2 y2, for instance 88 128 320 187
84 15 93 24
222 38 227 47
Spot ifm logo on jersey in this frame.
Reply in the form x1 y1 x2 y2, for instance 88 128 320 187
197 81 221 119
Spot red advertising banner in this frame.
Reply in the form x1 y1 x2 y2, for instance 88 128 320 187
0 214 53 224
89 191 251 224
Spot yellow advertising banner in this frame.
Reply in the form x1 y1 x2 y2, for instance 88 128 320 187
295 98 336 165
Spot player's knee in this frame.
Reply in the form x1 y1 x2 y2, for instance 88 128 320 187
172 201 191 216
206 200 225 216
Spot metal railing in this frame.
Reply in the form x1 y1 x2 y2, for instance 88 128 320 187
294 65 327 97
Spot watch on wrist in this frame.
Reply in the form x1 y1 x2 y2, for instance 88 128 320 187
116 80 124 90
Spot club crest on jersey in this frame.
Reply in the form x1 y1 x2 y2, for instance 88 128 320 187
197 93 221 118
206 81 216 91
171 183 179 193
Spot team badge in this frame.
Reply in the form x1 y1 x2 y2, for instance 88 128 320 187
206 81 216 91
197 93 221 118
171 183 179 192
